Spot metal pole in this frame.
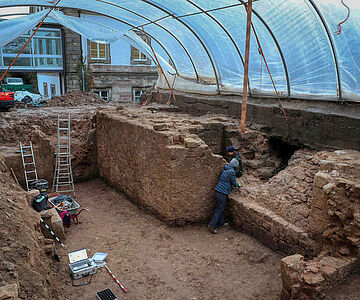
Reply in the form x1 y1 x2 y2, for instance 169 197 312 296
240 0 252 133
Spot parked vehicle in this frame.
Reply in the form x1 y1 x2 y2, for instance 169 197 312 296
0 90 15 111
1 77 34 93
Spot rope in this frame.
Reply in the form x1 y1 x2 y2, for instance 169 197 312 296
0 0 62 83
141 27 176 106
250 22 287 119
335 0 350 35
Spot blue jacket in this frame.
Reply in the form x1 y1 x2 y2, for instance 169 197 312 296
215 164 238 195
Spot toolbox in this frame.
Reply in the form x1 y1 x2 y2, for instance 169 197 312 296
68 249 97 279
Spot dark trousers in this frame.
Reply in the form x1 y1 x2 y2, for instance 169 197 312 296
209 191 227 229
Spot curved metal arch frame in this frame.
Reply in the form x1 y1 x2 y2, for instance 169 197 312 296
238 0 291 98
94 0 200 82
307 0 342 101
183 0 252 95
140 0 221 91
0 3 179 76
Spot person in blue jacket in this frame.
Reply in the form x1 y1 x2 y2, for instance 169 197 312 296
208 158 240 234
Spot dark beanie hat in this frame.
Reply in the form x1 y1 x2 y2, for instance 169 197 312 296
226 146 235 152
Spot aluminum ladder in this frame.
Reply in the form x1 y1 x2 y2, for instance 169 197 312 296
52 114 75 197
20 141 38 191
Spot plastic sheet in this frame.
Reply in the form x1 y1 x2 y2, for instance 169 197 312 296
0 0 359 101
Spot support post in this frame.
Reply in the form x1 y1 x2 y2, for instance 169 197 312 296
240 0 253 133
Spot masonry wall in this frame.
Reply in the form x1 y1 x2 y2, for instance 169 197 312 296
90 65 158 102
96 108 224 225
153 91 360 151
62 9 82 92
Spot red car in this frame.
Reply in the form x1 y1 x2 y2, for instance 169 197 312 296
0 91 15 111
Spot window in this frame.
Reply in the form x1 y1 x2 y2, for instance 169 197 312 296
50 84 56 98
90 42 106 60
43 83 48 97
0 28 63 70
133 47 147 62
87 40 111 64
130 33 151 65
133 88 143 103
94 90 109 101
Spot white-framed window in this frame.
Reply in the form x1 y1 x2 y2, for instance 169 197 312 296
90 42 107 60
94 90 109 101
0 28 63 70
133 88 143 103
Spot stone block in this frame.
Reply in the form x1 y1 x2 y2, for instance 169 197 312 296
40 208 65 241
184 137 201 148
281 254 304 291
303 272 324 286
0 283 18 300
313 172 331 189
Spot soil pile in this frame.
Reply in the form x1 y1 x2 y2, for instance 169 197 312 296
47 91 106 107
0 156 60 299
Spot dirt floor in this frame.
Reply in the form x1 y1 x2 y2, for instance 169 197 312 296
54 179 283 300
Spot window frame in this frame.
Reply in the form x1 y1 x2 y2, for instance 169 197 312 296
0 28 63 70
87 40 111 64
130 32 151 66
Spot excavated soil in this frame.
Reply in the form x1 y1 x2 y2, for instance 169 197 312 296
1 101 360 299
46 91 107 107
55 179 283 300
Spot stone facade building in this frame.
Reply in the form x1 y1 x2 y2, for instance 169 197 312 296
63 9 159 102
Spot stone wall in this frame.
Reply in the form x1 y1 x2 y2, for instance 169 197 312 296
308 150 360 256
153 91 360 151
62 9 82 92
0 107 99 188
96 107 224 224
90 65 158 102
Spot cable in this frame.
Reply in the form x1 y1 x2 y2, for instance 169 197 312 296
71 274 94 287
0 0 62 83
335 0 350 35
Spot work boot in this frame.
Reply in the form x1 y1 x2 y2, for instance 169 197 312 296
208 225 217 234
219 223 229 228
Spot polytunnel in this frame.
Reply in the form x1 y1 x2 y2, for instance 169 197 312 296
0 0 359 102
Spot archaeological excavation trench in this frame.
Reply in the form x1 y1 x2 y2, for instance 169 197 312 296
0 99 360 299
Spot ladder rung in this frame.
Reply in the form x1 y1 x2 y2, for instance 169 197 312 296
22 154 33 157
55 190 74 193
25 170 36 174
24 162 35 165
27 179 37 182
21 146 32 149
59 128 69 130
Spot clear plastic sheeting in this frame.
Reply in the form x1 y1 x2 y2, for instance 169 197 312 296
0 0 359 102
0 9 127 46
0 10 47 47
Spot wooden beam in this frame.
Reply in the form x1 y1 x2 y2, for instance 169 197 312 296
240 0 253 133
